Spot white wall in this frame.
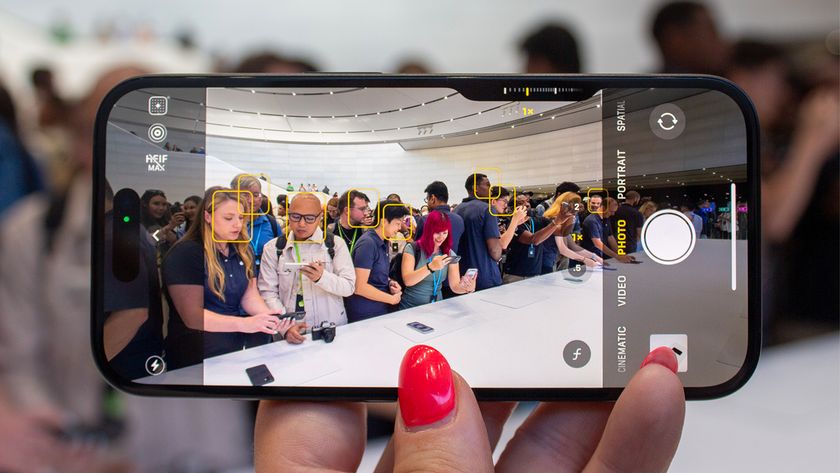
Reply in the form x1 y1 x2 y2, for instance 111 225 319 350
205 122 603 208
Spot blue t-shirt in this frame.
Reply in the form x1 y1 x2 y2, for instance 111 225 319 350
0 122 43 216
415 205 465 254
399 243 456 310
581 213 612 258
248 214 276 270
454 198 502 290
345 230 391 322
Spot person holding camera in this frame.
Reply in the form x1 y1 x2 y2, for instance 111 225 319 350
258 193 356 344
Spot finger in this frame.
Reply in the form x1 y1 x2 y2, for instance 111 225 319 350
389 345 495 473
496 348 683 473
376 401 515 473
495 401 612 473
255 401 366 472
583 348 684 473
478 402 517 452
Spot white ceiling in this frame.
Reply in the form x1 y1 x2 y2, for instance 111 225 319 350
202 87 578 145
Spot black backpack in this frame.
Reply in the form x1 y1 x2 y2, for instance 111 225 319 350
388 241 419 290
274 229 337 260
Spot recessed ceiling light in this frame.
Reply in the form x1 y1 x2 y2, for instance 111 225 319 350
251 90 255 93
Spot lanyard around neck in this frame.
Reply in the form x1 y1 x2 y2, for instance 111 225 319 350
338 224 359 254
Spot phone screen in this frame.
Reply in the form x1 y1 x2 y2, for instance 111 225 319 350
95 77 757 398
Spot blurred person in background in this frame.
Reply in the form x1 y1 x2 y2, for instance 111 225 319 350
0 66 253 473
520 23 582 73
650 1 729 75
727 36 839 341
639 200 658 220
395 58 432 74
326 196 340 226
175 194 202 239
140 189 183 252
231 51 318 73
27 67 75 187
0 82 45 216
31 67 70 130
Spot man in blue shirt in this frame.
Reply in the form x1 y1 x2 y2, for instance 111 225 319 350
415 181 464 253
345 201 409 322
581 196 634 263
454 174 527 291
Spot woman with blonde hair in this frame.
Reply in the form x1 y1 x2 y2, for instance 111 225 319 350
545 191 606 269
639 201 658 220
162 186 292 368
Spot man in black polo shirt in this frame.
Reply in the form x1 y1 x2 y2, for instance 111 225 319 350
612 190 644 254
329 189 371 256
582 196 635 263
503 206 563 282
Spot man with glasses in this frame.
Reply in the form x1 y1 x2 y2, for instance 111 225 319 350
258 193 355 343
328 189 372 257
454 175 527 291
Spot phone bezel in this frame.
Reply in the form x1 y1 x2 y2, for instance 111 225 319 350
92 74 761 401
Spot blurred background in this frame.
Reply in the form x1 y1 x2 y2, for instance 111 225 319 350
0 1 837 472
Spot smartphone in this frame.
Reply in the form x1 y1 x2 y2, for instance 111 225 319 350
448 255 462 264
246 364 275 387
92 74 760 401
465 268 479 279
407 321 434 334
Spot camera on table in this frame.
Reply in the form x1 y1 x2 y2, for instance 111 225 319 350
311 321 337 343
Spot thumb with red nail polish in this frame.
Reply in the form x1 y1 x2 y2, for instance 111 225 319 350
642 346 680 373
382 345 494 473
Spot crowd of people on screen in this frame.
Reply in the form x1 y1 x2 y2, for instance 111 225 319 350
109 170 744 372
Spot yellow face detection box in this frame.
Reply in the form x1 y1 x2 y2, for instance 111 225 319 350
234 173 271 217
347 188 380 229
211 189 255 243
285 192 327 244
586 187 609 214
474 167 502 200
383 203 414 241
488 185 517 217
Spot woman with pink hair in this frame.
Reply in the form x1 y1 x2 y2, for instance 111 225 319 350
400 210 476 309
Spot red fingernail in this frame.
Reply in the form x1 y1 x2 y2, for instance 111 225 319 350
641 346 679 373
398 345 455 428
